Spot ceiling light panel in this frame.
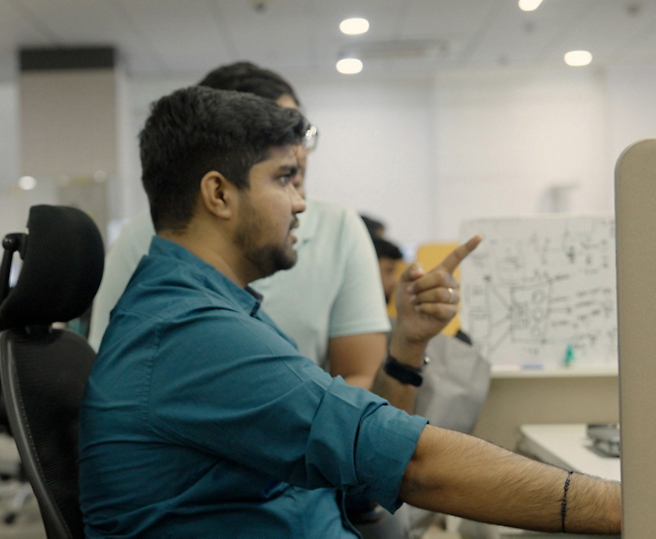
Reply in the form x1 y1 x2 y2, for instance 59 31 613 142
564 50 592 66
340 17 369 35
518 0 543 12
336 58 363 74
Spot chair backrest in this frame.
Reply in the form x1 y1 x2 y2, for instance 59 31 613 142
0 205 104 539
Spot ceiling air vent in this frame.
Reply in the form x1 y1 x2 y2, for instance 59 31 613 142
340 39 450 61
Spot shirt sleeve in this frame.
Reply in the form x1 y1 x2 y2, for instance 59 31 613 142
147 308 426 513
88 211 155 351
328 209 392 337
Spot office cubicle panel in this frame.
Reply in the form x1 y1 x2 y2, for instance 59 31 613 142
615 139 656 538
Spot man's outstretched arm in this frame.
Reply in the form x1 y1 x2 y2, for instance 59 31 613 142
400 425 621 534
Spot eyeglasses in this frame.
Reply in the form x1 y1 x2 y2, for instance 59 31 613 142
303 124 319 153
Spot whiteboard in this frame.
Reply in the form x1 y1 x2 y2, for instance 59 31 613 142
459 215 617 368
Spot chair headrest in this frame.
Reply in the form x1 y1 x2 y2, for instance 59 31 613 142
0 205 104 330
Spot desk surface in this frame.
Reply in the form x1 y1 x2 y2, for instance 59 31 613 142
517 424 621 482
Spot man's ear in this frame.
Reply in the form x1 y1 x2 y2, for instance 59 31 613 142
199 170 237 220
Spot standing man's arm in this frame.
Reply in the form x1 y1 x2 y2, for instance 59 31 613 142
400 425 621 534
327 333 387 389
324 207 391 389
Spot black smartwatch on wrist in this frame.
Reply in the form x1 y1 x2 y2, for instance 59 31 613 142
383 354 429 387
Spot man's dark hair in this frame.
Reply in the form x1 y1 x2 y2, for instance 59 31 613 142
198 61 301 107
372 237 403 261
140 86 307 231
360 214 386 239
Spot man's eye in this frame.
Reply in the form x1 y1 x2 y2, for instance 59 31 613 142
279 175 292 185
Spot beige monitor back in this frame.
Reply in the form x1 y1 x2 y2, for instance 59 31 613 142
615 139 656 537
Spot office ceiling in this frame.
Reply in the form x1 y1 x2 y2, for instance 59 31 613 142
0 0 655 81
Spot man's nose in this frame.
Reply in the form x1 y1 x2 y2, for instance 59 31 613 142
289 183 306 214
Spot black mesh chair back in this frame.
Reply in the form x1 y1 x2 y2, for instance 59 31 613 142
0 205 104 539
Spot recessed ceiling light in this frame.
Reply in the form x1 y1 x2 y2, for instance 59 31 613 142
18 176 37 190
336 58 363 75
518 0 543 11
339 18 369 35
564 50 592 67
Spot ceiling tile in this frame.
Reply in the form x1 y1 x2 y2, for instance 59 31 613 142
0 0 655 80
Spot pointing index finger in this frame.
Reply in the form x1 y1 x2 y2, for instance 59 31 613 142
439 235 483 274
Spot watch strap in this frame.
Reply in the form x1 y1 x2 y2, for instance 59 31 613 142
383 355 427 387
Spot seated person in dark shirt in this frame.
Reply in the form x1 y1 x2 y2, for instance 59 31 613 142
78 86 621 538
371 236 404 305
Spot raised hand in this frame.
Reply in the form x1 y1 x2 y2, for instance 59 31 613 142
393 235 482 346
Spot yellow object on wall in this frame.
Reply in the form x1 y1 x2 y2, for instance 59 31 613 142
387 242 461 336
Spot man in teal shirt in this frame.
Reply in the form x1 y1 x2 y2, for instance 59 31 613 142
79 86 621 537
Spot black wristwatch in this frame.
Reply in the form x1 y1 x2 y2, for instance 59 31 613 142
383 354 429 387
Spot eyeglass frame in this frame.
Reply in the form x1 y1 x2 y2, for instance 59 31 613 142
303 124 319 153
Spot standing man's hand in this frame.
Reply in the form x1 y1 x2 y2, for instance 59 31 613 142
393 235 482 346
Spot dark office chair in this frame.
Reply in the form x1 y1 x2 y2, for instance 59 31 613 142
0 205 104 538
0 398 32 525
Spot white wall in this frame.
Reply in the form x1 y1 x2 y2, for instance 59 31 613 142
606 64 656 187
291 74 436 246
0 80 59 236
0 81 18 188
432 67 611 241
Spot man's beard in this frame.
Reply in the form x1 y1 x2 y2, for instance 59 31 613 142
243 243 297 279
233 198 298 279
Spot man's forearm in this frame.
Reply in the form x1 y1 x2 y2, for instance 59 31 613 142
400 426 621 534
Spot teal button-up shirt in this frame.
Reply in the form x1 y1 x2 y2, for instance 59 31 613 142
79 237 427 538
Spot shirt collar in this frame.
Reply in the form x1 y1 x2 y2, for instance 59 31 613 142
149 236 263 317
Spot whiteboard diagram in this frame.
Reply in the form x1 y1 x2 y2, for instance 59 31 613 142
459 216 617 368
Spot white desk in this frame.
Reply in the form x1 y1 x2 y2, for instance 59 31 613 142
517 423 620 482
456 424 620 538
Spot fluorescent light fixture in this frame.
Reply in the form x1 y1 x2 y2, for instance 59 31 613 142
564 50 592 67
518 0 543 11
339 18 369 35
18 176 37 190
336 58 363 74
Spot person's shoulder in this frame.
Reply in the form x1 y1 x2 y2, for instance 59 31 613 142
120 254 242 322
306 197 352 217
106 210 155 256
118 210 155 239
